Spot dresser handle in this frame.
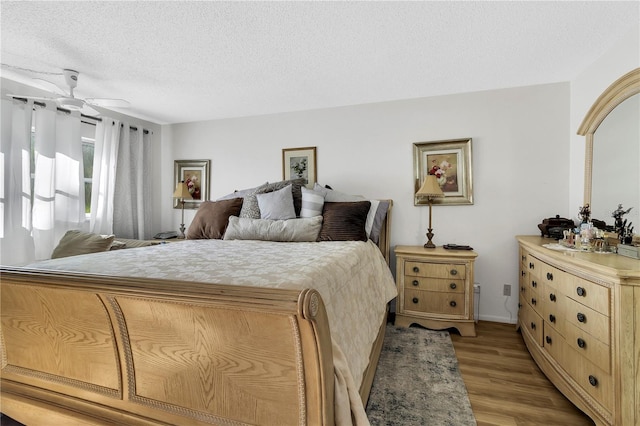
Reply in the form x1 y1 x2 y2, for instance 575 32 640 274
546 336 552 344
588 375 598 387
450 269 458 276
529 262 534 269
577 338 586 349
449 301 457 307
546 272 553 281
518 303 522 309
549 293 556 302
449 283 457 289
576 286 586 297
413 266 420 273
412 297 419 304
521 286 526 293
531 298 537 306
577 312 586 323
521 255 526 261
531 280 537 288
521 270 525 277
412 280 419 286
530 322 536 330
549 314 556 323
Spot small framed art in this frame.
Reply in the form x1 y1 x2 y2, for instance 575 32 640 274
413 138 473 205
282 146 317 189
174 159 211 209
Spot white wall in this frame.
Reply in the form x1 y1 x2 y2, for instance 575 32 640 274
568 26 640 220
166 82 570 324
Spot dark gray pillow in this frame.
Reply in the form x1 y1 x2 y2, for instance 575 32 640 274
186 198 244 239
317 201 371 242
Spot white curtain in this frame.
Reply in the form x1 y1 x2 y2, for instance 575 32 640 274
31 105 85 260
113 124 152 239
0 99 35 265
89 118 121 235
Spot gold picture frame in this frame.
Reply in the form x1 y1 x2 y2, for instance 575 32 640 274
282 146 317 189
414 138 473 205
174 159 210 209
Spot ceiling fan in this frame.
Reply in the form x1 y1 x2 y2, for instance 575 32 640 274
7 68 130 115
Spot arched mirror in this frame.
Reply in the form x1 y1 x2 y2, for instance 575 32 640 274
578 68 640 231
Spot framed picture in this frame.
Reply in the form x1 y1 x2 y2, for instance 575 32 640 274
282 146 317 189
174 159 211 209
413 138 473 205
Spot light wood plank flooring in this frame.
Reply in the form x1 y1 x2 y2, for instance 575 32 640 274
450 321 594 426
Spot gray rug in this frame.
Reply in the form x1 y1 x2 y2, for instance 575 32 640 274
366 325 477 426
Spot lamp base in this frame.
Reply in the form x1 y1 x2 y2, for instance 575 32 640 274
424 228 436 248
178 223 186 239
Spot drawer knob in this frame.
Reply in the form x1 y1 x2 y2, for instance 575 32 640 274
549 314 556 323
518 303 522 309
546 336 552 344
413 266 420 273
588 375 598 387
577 312 586 323
449 301 457 307
450 269 458 276
576 286 586 297
531 281 537 288
577 338 586 349
521 270 525 277
449 282 457 289
529 262 534 269
521 286 525 293
412 280 419 286
530 322 536 330
412 297 419 304
549 293 556 302
546 272 553 281
531 298 537 306
521 255 526 261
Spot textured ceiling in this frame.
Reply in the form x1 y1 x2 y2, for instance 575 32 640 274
1 1 638 125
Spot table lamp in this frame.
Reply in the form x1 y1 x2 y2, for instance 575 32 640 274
173 181 193 238
416 174 444 248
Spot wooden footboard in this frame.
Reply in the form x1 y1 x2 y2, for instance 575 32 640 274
0 268 336 425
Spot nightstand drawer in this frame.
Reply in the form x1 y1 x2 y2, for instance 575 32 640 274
404 276 465 293
403 289 465 315
404 261 466 279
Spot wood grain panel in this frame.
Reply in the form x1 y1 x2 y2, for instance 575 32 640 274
1 284 120 393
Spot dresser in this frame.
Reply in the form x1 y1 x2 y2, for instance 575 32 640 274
517 236 640 426
394 245 478 337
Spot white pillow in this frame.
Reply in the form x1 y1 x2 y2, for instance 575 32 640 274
256 184 296 220
300 186 325 218
224 216 323 242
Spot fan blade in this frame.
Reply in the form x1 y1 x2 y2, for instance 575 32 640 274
80 104 101 117
85 98 130 108
7 94 56 102
32 78 68 96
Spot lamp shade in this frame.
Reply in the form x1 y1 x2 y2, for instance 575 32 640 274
416 175 444 198
173 181 193 199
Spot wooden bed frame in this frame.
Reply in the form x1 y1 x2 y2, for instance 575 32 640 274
0 202 392 426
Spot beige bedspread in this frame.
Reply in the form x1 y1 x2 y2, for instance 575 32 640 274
29 239 397 424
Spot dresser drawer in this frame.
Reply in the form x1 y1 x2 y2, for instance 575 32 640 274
564 345 613 412
543 321 567 366
404 276 465 293
404 261 466 279
564 297 610 345
542 280 565 336
403 289 465 316
564 321 611 373
519 298 543 347
566 276 610 316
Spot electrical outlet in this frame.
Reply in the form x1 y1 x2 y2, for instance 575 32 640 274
503 284 511 296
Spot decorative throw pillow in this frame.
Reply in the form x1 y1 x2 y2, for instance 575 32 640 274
217 182 268 201
51 230 115 259
237 183 270 219
186 197 243 239
263 178 305 216
365 200 390 244
317 201 371 242
313 183 367 202
256 184 296 220
300 186 325 218
224 216 323 242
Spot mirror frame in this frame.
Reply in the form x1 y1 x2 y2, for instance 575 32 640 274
577 67 640 207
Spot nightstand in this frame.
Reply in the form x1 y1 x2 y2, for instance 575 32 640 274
394 245 478 337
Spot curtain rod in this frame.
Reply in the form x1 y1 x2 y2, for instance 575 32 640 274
12 97 149 134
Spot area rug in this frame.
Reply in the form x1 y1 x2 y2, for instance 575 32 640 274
366 325 477 426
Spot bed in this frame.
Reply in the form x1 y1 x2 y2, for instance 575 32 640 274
0 182 395 426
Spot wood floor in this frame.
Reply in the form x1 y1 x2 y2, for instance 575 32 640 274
450 321 595 426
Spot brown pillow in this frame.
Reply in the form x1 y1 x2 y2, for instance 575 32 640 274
317 201 371 242
51 230 115 259
186 198 243 239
